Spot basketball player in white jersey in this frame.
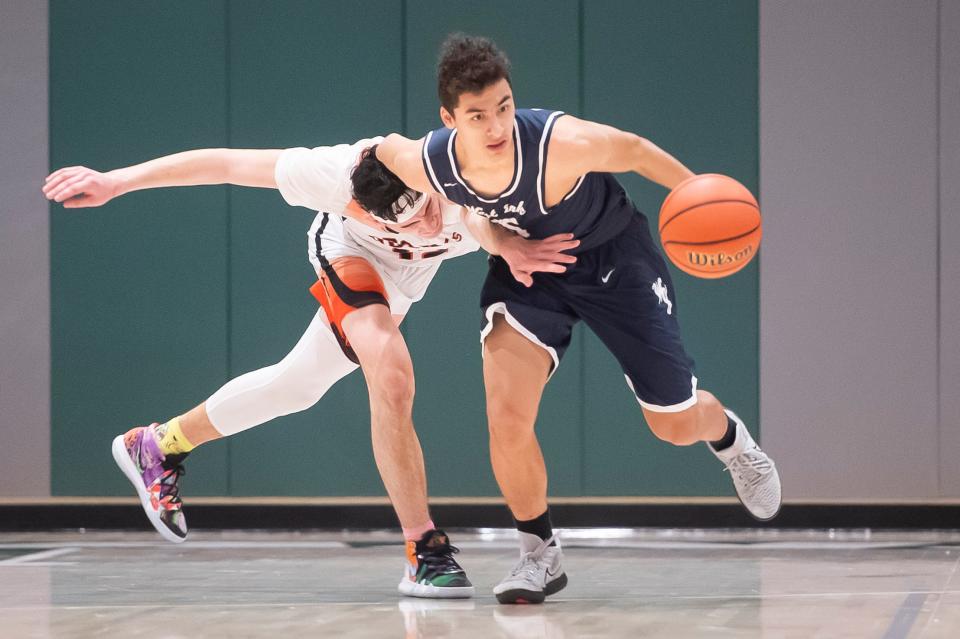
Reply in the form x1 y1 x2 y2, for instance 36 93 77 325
43 138 577 599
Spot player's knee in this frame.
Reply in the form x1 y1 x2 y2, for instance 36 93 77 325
646 410 701 446
486 400 537 446
488 420 536 451
370 365 416 416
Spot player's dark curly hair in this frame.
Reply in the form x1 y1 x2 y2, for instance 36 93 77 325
350 145 417 223
437 33 512 113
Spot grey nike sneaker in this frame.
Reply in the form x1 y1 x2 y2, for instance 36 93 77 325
710 409 782 521
493 532 567 604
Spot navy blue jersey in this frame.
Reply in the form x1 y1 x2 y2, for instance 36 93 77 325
422 109 636 253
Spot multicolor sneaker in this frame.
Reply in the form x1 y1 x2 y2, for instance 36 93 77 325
493 532 567 604
111 424 188 543
398 529 474 599
710 409 782 521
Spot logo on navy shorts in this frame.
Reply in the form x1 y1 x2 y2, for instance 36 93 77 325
652 277 673 315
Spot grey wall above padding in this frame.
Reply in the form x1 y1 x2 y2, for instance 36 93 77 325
939 0 960 496
0 0 49 496
760 0 942 498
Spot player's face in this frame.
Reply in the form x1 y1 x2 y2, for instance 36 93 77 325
385 194 444 239
442 78 515 159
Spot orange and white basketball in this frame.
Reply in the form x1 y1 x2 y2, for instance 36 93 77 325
658 174 761 279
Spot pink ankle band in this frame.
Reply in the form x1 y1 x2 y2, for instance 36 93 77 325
402 520 436 542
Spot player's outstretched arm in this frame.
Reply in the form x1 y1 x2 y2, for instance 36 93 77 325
43 148 283 208
461 210 579 288
375 134 437 195
550 116 694 191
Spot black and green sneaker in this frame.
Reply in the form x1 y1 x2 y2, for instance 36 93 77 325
398 529 474 599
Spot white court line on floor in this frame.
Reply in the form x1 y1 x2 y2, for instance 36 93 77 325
435 540 957 551
0 541 348 550
0 547 78 565
557 591 960 603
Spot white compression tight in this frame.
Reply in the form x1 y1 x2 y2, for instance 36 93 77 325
205 310 359 436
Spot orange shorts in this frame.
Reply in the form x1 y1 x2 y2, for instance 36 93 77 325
309 256 388 364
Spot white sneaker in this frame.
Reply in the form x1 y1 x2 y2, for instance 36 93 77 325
710 409 782 521
493 532 568 604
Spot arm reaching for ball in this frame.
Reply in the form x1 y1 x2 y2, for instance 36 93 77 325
43 149 284 208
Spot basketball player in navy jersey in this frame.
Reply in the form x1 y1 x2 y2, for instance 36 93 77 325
376 33 782 604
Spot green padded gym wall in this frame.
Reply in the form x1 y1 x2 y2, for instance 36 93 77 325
50 1 231 495
50 0 758 498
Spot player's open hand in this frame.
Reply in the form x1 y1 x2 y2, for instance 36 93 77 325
43 166 120 208
499 232 579 287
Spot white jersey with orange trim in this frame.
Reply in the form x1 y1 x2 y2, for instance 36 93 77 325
274 138 480 267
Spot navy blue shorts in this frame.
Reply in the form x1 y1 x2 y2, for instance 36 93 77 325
480 213 698 412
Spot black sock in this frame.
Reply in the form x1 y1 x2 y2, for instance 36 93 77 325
516 509 556 546
709 415 737 452
162 451 190 469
